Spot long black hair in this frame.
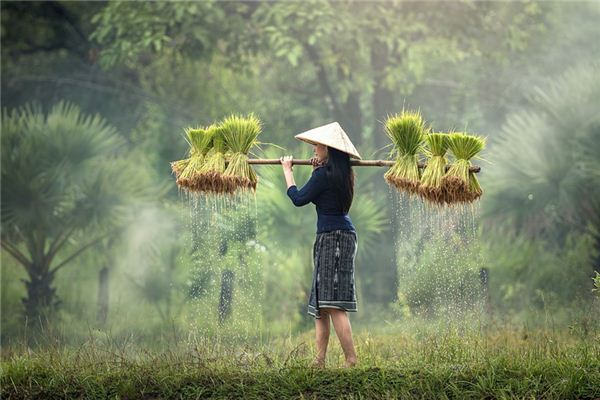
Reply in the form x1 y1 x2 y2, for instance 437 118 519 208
324 146 354 213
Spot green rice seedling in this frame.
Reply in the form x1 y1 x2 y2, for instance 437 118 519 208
171 127 199 181
175 126 215 191
419 133 450 205
221 113 263 194
170 158 189 179
383 110 429 195
442 133 486 203
197 125 229 194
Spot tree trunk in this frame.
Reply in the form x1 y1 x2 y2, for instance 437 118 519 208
22 266 59 325
479 267 492 315
166 247 178 320
372 85 396 150
340 91 364 147
97 266 109 326
217 238 233 325
370 41 396 152
218 269 235 325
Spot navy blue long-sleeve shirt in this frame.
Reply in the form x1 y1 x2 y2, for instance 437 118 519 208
286 166 356 234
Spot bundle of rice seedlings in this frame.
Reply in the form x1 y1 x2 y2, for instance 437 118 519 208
197 125 228 194
174 126 215 191
171 128 201 181
383 110 429 194
442 133 486 203
419 133 450 205
170 158 189 179
221 113 262 194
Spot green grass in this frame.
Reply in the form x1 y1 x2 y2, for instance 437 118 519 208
2 328 599 399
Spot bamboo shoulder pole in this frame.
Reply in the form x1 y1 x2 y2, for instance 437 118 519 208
246 158 481 173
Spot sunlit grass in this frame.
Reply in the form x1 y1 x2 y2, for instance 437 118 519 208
3 325 599 399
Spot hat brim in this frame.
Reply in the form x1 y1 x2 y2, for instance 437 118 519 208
294 121 362 160
295 137 362 160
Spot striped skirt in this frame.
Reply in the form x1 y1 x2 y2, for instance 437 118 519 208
308 229 358 319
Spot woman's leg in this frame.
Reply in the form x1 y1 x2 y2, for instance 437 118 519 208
314 309 330 366
328 309 357 367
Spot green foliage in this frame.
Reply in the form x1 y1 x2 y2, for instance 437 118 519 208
90 1 230 68
483 62 600 239
1 101 159 320
478 61 600 317
484 231 598 313
2 102 122 234
89 1 546 150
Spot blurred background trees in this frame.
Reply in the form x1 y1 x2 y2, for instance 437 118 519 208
482 62 600 315
2 0 599 344
1 102 158 327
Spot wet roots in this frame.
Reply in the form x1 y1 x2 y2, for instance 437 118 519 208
383 155 421 195
176 172 258 196
384 174 421 196
175 159 258 196
383 125 484 206
385 166 482 205
418 154 448 205
418 186 448 206
441 175 482 203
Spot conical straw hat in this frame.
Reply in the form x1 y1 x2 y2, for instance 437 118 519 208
294 122 362 160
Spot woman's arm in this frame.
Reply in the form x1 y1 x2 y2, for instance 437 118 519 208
280 155 327 207
280 156 325 189
280 155 296 189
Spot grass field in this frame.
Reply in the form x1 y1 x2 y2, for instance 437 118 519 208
2 323 599 399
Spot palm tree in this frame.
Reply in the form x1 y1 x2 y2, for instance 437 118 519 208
482 62 600 267
1 102 158 323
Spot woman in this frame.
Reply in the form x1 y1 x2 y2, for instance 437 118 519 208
279 124 361 368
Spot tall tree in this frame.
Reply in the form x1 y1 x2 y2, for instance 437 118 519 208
1 102 158 323
258 1 549 145
90 1 546 148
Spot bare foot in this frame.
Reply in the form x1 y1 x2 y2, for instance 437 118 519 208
311 357 325 369
342 358 357 368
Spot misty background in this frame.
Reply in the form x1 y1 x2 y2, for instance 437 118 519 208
2 0 599 346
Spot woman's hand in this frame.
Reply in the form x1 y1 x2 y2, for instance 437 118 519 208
310 156 326 170
280 155 296 189
280 155 293 172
